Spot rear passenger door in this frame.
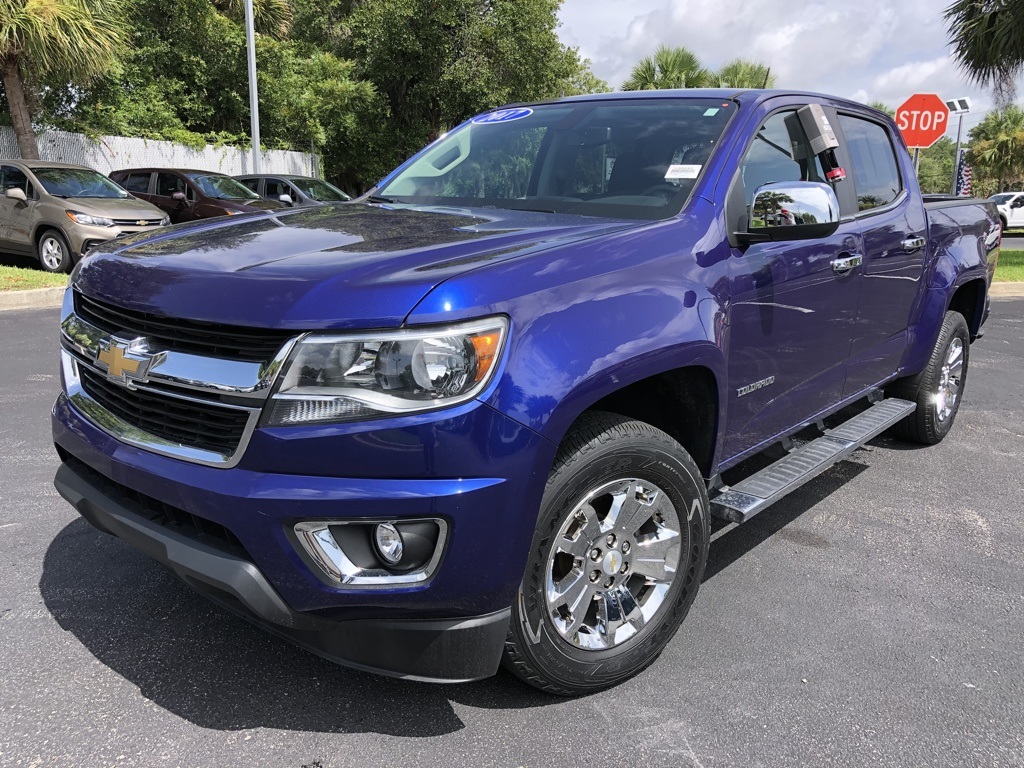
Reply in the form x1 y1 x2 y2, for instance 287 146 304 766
836 113 928 395
119 172 154 202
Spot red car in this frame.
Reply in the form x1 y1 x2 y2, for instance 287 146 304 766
110 168 287 223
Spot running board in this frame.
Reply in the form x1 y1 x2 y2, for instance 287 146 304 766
709 398 916 523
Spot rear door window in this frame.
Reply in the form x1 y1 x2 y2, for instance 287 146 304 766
837 115 902 211
121 173 151 194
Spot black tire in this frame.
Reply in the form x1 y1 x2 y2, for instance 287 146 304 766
37 229 73 273
999 216 1007 232
888 311 970 445
503 411 710 696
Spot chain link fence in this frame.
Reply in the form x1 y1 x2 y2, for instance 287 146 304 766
0 127 319 177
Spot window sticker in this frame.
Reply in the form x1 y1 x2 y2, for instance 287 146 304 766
665 164 702 180
703 108 720 116
472 108 534 125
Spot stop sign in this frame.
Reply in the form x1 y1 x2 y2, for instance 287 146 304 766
895 93 949 148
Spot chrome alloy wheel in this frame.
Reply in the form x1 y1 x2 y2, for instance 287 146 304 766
544 478 682 650
935 337 964 422
40 236 65 271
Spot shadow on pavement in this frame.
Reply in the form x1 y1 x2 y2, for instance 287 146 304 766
40 519 557 736
704 458 869 582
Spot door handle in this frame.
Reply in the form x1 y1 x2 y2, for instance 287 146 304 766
831 254 863 274
902 236 926 252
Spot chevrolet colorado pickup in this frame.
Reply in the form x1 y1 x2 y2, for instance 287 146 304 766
52 89 999 695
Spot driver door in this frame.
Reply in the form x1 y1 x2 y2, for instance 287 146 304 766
154 172 196 223
721 107 862 462
1010 194 1024 227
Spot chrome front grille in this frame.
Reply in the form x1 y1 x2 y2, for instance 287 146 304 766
111 218 164 227
59 289 299 468
74 291 295 363
78 366 251 455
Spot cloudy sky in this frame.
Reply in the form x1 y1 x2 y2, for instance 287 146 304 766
557 0 1020 139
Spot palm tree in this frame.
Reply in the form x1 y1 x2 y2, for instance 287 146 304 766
0 0 126 158
214 0 293 39
621 46 714 90
967 105 1024 190
716 59 775 89
945 0 1024 107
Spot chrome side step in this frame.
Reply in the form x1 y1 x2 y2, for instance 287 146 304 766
709 398 916 523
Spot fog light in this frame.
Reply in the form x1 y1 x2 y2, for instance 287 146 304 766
374 523 404 565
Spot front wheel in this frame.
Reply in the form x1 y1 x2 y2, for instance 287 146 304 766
37 230 73 273
889 311 970 445
503 412 709 695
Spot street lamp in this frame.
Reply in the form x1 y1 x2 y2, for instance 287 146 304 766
946 97 971 196
244 0 261 174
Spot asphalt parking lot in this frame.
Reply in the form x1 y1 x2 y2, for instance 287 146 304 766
2 301 1023 768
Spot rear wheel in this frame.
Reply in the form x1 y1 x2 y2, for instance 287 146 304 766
503 411 709 695
889 311 970 445
37 229 73 273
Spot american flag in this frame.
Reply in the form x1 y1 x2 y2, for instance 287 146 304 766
955 149 973 196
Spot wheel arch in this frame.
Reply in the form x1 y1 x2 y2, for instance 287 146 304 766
540 343 725 480
946 277 987 339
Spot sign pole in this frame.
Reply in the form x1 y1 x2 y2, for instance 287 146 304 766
913 148 920 175
244 0 261 174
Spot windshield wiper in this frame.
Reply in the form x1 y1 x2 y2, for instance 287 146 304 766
369 194 395 203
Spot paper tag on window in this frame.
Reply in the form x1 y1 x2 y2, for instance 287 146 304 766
665 164 701 180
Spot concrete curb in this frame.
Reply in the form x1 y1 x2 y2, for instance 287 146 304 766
0 286 65 312
991 282 1024 297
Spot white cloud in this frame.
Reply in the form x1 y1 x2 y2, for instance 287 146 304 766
557 0 1020 137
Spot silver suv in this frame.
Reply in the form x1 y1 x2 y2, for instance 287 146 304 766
0 160 169 273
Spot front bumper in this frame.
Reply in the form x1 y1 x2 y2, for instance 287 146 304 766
52 391 554 680
54 458 510 682
68 222 164 258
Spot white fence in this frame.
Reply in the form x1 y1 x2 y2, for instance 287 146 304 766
0 127 318 177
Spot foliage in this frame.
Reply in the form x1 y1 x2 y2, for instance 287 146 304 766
340 0 605 178
966 105 1024 192
945 0 1024 106
0 0 128 157
917 136 957 194
3 0 605 190
867 101 895 117
621 46 775 91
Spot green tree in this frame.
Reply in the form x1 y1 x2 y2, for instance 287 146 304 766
966 106 1024 192
945 0 1024 107
341 0 603 178
917 136 957 194
0 0 127 158
715 59 775 88
867 101 895 117
621 45 712 90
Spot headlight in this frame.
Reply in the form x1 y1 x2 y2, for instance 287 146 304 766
264 316 508 426
65 211 114 227
159 215 170 226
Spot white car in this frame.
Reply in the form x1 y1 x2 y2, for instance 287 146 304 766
989 192 1024 230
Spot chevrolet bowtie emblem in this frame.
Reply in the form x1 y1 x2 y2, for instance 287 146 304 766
136 220 149 226
95 338 159 387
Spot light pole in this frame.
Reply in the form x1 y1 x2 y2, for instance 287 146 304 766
946 97 971 195
244 0 261 174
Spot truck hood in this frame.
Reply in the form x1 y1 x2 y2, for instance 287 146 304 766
72 203 638 329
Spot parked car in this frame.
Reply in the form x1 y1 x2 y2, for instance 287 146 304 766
0 160 168 273
109 168 287 223
234 174 351 207
988 191 1024 230
53 90 998 694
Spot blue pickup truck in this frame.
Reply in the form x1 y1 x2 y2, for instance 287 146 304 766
52 89 998 695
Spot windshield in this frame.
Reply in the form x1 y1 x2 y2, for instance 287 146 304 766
376 98 738 220
291 177 350 202
185 173 261 200
34 168 129 199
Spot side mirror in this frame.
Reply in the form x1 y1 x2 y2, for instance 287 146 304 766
5 187 27 203
171 191 186 202
743 181 840 243
278 193 294 205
